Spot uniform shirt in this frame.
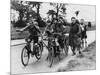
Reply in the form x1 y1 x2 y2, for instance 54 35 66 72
28 22 40 36
80 24 85 31
80 23 87 32
52 22 64 33
70 23 79 35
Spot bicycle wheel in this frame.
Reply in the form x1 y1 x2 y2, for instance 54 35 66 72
35 44 42 60
64 38 69 56
21 46 30 66
39 41 43 52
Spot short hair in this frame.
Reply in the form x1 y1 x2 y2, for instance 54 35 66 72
71 17 76 20
80 19 84 21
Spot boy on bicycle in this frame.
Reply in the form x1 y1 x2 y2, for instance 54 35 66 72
17 17 41 51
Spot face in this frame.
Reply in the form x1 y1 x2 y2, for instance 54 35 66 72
53 15 56 18
54 19 57 23
71 18 76 24
80 19 84 24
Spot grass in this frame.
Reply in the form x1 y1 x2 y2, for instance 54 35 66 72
57 41 96 72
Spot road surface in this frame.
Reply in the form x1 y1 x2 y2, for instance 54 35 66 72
11 30 96 74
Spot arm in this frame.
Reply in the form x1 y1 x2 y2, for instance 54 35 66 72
16 23 30 32
20 23 30 31
16 25 30 32
77 24 81 35
35 25 41 33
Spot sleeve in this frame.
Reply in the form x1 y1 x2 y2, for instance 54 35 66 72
21 23 31 31
77 24 81 34
35 25 41 33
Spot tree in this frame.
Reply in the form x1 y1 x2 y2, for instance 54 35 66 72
11 0 38 27
47 10 56 20
28 2 46 27
28 2 42 20
50 3 66 19
11 0 29 27
11 0 28 21
60 4 67 17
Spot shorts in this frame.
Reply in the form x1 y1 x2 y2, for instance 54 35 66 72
81 31 87 39
69 35 81 47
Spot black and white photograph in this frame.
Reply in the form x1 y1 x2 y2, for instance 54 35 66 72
10 0 96 74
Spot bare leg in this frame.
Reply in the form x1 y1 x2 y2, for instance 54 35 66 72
85 39 87 47
82 39 84 48
77 46 81 54
64 45 68 56
72 46 76 56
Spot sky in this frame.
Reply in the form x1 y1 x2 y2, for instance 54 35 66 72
39 2 96 22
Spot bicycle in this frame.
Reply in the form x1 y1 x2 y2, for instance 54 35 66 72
16 29 43 66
